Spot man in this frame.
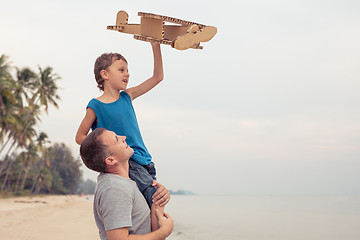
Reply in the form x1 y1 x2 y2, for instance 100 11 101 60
80 127 173 240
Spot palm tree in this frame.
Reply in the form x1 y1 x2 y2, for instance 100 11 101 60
16 106 40 147
14 67 37 111
1 66 60 156
33 151 54 194
30 132 51 193
16 66 58 148
0 55 14 114
0 106 17 155
0 105 39 192
16 144 39 191
0 152 17 192
0 56 18 189
32 66 61 112
0 57 62 194
0 55 16 145
0 66 37 155
19 66 61 146
0 105 39 168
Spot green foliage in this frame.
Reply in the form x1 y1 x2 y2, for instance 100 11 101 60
78 179 96 195
50 169 69 194
0 54 84 196
51 143 82 194
0 142 84 195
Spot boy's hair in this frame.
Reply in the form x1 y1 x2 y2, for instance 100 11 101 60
80 128 111 173
94 53 127 91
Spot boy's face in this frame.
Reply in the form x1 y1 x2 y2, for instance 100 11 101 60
104 59 130 90
100 130 134 162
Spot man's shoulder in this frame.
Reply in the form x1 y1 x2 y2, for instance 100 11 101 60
98 173 133 183
96 174 137 194
94 174 141 213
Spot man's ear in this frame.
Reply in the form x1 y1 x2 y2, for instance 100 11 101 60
105 156 117 166
100 69 108 80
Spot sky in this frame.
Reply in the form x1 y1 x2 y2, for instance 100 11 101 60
1 0 359 195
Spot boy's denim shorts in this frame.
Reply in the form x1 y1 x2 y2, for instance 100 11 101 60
129 159 157 208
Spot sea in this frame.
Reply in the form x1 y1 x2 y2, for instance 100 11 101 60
165 195 360 240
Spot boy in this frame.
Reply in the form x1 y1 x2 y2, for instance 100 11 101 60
75 42 165 230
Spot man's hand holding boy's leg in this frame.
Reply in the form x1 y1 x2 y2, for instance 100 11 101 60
152 181 170 207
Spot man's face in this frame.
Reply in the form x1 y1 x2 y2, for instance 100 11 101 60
100 130 134 162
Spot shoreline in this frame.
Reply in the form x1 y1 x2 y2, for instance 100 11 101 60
1 194 359 240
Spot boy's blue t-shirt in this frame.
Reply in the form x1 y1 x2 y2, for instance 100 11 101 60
87 91 152 166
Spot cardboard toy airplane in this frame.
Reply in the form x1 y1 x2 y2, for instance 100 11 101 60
107 11 217 50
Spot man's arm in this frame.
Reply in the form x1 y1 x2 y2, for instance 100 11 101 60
125 42 164 101
106 210 174 240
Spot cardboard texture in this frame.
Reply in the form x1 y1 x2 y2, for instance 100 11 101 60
107 11 217 50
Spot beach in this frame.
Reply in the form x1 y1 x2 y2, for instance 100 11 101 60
0 195 98 240
1 194 360 240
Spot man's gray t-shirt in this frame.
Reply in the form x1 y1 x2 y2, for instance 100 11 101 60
93 173 151 240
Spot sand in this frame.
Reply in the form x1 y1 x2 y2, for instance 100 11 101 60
0 195 99 240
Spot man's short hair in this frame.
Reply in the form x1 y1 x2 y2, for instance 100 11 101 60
80 128 111 173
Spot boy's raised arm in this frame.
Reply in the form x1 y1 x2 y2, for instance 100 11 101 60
126 42 164 101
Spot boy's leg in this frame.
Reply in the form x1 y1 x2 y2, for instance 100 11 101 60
128 159 157 207
145 162 156 180
129 160 163 232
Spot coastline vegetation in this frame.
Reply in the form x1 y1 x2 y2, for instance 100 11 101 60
0 54 91 197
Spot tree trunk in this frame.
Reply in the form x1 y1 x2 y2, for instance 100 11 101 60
34 178 43 194
0 131 14 155
0 92 6 113
30 157 45 193
1 158 14 192
14 170 23 192
20 166 30 191
0 139 16 176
